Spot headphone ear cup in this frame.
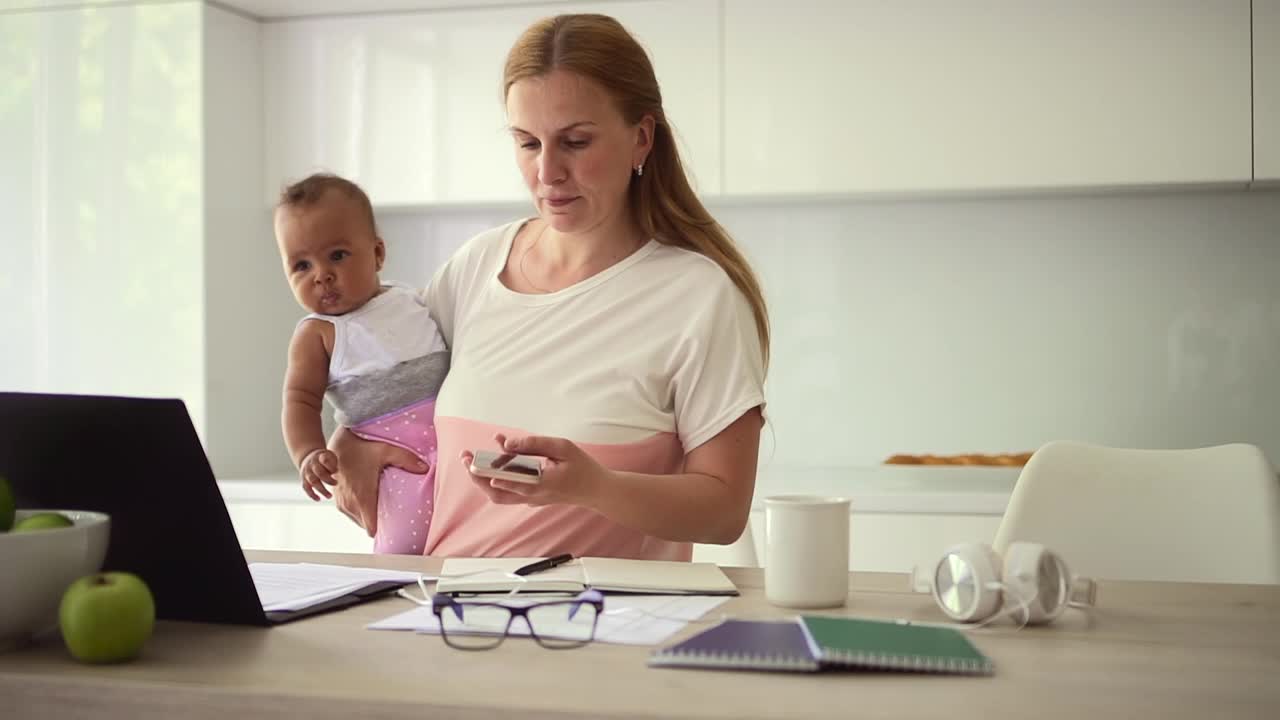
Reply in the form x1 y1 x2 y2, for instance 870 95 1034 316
1002 541 1071 624
932 543 1003 622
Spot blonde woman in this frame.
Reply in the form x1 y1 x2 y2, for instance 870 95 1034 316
326 14 770 561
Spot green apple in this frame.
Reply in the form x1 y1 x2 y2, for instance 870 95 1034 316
59 572 156 664
0 475 13 531
12 511 74 532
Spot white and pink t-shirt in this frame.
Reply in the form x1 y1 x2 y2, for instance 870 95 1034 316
420 219 766 560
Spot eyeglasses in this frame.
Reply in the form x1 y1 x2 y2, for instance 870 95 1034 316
396 568 743 650
397 575 605 650
430 589 605 650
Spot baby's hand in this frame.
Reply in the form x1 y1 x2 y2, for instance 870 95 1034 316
300 449 340 501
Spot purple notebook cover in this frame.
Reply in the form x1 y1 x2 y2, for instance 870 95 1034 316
647 619 820 672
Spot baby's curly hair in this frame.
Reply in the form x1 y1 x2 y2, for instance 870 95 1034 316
277 173 378 237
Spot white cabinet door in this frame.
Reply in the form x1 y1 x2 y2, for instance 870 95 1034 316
1256 0 1280 180
723 0 1252 195
264 0 720 206
232 495 1000 572
225 501 375 553
849 513 1002 575
691 515 762 567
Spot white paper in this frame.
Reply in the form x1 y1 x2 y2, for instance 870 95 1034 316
366 594 730 646
250 563 430 612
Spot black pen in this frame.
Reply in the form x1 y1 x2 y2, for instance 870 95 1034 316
513 553 574 576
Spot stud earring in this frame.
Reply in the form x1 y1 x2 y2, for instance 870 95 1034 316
634 163 644 177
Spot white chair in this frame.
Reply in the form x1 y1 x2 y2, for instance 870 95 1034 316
994 441 1280 585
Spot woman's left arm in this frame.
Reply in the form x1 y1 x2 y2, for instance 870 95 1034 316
464 406 763 545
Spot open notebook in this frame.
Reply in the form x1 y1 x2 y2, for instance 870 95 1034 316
435 557 739 596
649 616 994 675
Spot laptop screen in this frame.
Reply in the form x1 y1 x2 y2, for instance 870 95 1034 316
0 392 269 626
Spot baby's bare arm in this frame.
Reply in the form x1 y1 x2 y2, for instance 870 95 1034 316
282 320 333 468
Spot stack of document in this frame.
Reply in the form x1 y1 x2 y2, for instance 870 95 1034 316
366 556 740 644
368 594 730 646
250 562 429 612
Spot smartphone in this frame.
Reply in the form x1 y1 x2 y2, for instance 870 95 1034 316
469 450 543 484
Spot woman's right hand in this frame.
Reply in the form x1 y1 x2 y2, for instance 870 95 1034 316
329 426 429 537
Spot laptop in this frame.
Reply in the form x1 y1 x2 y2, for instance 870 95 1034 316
0 392 411 625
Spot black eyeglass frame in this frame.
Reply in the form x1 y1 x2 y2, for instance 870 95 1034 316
430 589 605 650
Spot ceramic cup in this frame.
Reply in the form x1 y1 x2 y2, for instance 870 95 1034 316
763 495 851 608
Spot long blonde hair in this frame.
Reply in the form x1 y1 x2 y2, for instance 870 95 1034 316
503 14 770 370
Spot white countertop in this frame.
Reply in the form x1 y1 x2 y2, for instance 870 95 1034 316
753 464 1017 515
219 464 1019 516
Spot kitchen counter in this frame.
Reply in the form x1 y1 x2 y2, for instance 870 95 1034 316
217 465 1020 571
752 464 1019 516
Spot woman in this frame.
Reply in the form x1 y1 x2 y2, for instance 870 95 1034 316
325 13 770 560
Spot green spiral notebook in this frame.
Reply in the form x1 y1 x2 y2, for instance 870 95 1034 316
800 616 993 675
649 616 993 676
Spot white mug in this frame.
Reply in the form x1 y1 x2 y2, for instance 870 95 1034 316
764 495 851 608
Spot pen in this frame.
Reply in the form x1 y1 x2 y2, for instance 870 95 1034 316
513 553 574 576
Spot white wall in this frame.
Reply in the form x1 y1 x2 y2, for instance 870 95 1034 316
374 187 1280 468
201 3 298 477
4 2 1276 482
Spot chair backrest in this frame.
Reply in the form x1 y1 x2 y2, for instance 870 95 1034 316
994 441 1280 585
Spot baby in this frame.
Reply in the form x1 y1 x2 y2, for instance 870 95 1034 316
275 173 448 554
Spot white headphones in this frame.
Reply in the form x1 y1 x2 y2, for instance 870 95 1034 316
926 541 1096 627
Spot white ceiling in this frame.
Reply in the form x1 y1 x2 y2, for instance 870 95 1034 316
0 0 580 20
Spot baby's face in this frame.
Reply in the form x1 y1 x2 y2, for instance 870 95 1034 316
275 190 384 315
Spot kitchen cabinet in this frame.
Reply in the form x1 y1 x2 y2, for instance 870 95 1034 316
1256 0 1280 181
224 495 758 560
722 0 1253 195
223 481 1003 574
226 499 375 554
263 0 721 206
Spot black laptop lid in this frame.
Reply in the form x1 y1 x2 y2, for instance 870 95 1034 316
0 392 269 626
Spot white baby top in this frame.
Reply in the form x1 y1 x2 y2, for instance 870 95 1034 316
302 284 449 426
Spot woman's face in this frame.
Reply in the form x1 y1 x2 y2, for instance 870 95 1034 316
506 69 651 235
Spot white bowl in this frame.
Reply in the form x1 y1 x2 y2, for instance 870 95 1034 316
0 510 110 650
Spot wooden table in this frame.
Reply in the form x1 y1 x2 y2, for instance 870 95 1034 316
3 550 1278 719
